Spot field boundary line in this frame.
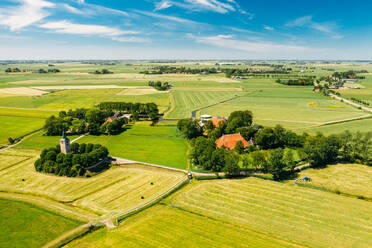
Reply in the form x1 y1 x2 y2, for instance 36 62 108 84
114 156 189 173
0 156 31 172
108 177 189 225
0 192 98 221
0 129 43 151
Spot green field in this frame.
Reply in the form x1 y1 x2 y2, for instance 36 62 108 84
0 116 45 144
79 122 188 169
67 177 372 248
66 205 297 248
166 89 245 119
199 79 366 130
0 198 81 248
293 163 372 198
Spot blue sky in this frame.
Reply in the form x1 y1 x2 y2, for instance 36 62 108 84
0 0 371 60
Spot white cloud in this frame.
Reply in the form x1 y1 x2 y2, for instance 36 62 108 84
39 20 138 36
134 10 198 24
190 34 310 53
155 1 173 11
61 4 84 15
0 0 55 31
286 16 342 39
154 0 253 16
264 26 274 31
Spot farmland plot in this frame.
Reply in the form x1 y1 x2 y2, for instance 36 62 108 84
166 90 245 119
166 178 372 248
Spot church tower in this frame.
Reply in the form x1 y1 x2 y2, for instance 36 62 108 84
60 131 71 154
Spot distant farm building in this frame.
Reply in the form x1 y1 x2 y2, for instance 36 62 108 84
210 117 227 127
103 112 131 125
215 133 249 150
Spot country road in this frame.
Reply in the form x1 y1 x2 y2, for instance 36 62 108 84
329 93 372 113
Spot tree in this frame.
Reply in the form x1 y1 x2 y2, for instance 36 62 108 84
268 148 286 180
236 126 256 141
226 110 253 133
177 118 202 139
191 137 215 170
250 150 268 171
224 152 240 176
283 149 296 172
71 143 80 153
303 133 341 167
235 140 245 154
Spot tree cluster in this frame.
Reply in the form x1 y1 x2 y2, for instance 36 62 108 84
37 68 60 73
141 66 218 75
43 108 128 136
34 143 109 177
98 102 159 120
93 69 113 74
5 68 21 72
276 78 314 86
350 97 370 106
148 81 170 91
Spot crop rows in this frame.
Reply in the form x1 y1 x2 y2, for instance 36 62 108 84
168 178 372 248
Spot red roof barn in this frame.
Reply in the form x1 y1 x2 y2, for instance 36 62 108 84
215 133 249 150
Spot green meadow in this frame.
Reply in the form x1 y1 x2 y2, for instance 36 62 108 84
0 198 81 248
79 122 189 169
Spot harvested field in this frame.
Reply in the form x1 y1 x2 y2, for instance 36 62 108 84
0 87 47 96
66 205 297 248
32 85 148 90
165 178 372 248
293 163 372 198
116 88 167 95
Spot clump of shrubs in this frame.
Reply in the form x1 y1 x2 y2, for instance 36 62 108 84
34 143 109 177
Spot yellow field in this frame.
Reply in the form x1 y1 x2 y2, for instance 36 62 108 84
293 163 372 198
0 149 185 217
0 87 47 96
165 178 372 248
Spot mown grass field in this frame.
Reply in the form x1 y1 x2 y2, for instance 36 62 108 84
0 154 30 171
0 116 45 144
0 148 185 216
166 89 245 119
302 117 372 134
163 178 372 248
199 79 366 130
66 205 297 248
293 163 372 198
0 198 81 248
79 122 188 169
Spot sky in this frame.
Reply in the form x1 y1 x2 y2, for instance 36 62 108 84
0 0 372 60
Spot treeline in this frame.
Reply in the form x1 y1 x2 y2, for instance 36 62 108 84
4 68 60 73
98 102 159 120
44 108 128 136
276 78 314 86
350 97 370 106
38 68 60 73
141 66 218 75
93 69 113 74
332 70 366 79
148 81 171 91
177 110 372 180
5 68 21 72
225 68 290 78
34 143 109 177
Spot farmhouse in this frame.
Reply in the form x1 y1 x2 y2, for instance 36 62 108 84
104 112 131 125
215 133 249 150
210 117 227 127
